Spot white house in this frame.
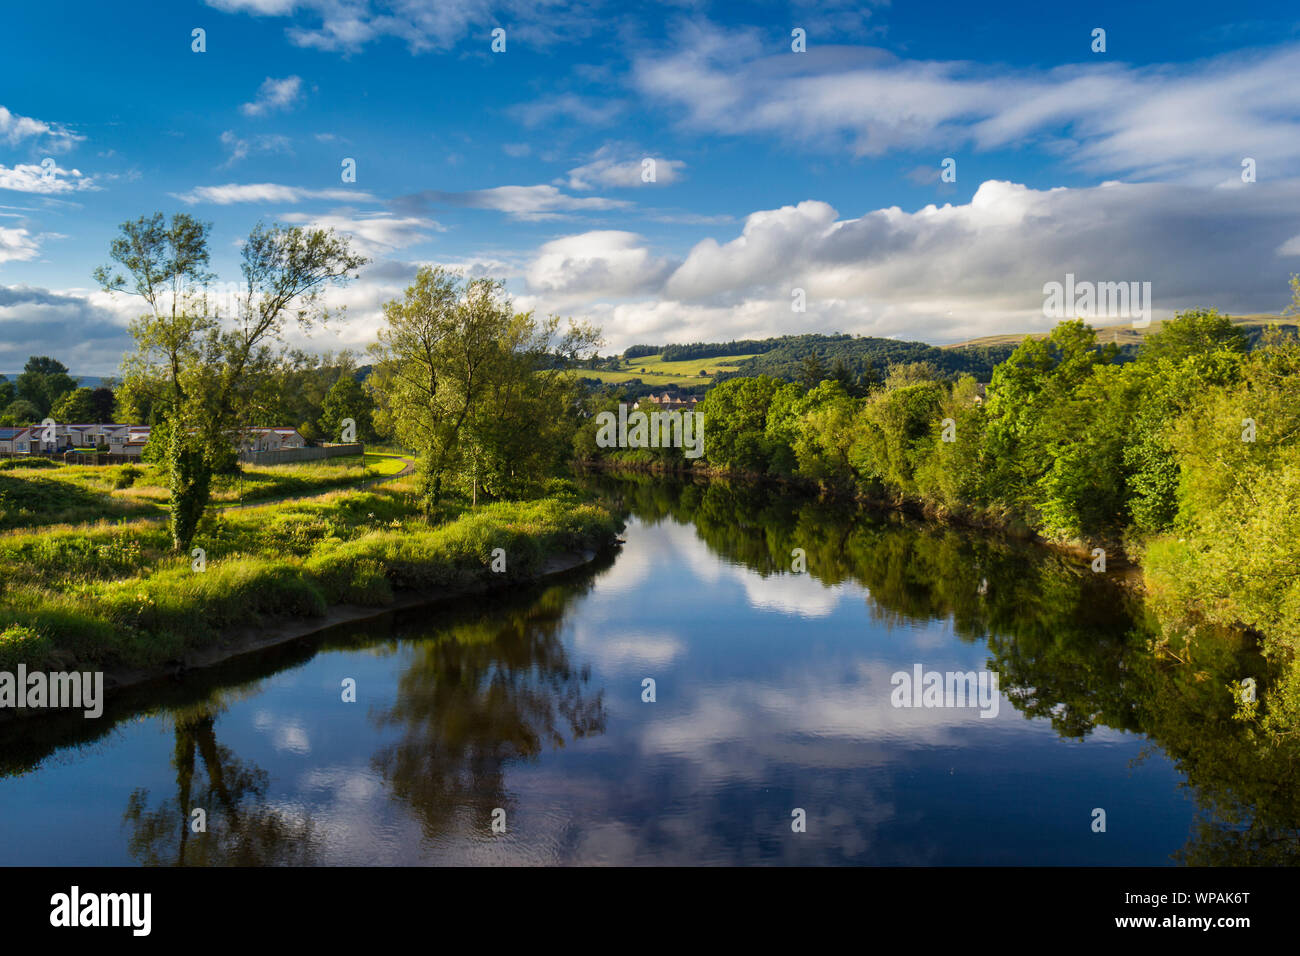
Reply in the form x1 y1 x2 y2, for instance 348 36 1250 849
0 426 33 454
243 427 307 452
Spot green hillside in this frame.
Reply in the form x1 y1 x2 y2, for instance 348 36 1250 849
944 313 1296 350
576 352 758 386
573 316 1299 396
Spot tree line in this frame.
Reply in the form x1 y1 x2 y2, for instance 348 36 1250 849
0 358 116 425
95 213 599 552
579 291 1300 664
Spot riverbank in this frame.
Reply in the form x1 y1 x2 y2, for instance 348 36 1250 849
578 457 1135 568
0 472 620 715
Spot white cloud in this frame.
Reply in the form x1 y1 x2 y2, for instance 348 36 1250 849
0 285 135 372
221 129 292 166
510 93 624 129
514 178 1300 351
173 182 376 204
207 0 595 53
240 75 304 117
634 27 1300 182
0 163 96 195
279 211 440 255
526 231 673 298
0 228 41 264
564 147 686 190
395 184 630 221
0 105 83 152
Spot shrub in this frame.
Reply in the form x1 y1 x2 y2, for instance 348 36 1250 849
0 624 56 670
113 465 142 489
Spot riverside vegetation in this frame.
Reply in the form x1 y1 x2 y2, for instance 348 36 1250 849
0 214 615 684
578 289 1300 741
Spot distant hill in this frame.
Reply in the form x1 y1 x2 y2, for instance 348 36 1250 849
715 333 1013 384
943 313 1297 351
0 374 111 388
589 315 1300 393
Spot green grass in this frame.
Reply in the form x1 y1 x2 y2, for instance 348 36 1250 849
576 351 758 385
0 453 409 530
0 471 616 673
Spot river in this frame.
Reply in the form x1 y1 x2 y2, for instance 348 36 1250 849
1 475 1293 865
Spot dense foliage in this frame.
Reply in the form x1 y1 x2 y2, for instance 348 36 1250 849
579 307 1300 670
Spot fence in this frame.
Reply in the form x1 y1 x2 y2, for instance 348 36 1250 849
237 443 365 465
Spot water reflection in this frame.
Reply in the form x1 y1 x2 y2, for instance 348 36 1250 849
124 703 318 866
1 475 1297 864
371 586 607 843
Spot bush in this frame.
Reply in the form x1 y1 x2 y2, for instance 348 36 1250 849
113 465 142 489
0 624 56 670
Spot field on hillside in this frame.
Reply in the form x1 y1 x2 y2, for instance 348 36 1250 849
0 452 404 531
577 352 759 385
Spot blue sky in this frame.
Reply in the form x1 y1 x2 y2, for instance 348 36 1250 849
3 0 1300 373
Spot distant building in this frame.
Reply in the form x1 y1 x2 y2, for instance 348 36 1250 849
638 392 701 413
243 427 307 452
0 427 31 454
0 423 307 460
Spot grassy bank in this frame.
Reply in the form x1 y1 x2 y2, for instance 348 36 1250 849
0 452 407 530
0 471 618 674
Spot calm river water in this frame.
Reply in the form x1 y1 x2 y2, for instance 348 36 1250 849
0 476 1290 865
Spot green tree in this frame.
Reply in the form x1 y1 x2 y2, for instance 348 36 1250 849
0 399 40 426
89 386 117 423
1138 308 1247 366
318 374 375 443
369 266 598 511
98 213 366 550
696 376 786 473
798 353 827 388
16 356 77 417
50 387 97 424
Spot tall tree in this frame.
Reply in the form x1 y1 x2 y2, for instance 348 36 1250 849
97 213 366 550
318 374 374 442
50 387 97 424
16 356 76 417
89 386 117 423
369 266 597 512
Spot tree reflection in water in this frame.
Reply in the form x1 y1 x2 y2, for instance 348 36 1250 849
370 584 607 843
124 699 318 866
589 472 1300 864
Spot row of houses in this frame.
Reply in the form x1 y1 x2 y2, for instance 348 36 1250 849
0 424 308 458
637 392 702 413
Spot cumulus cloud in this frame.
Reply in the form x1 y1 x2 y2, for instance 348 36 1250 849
0 162 96 195
0 228 41 264
0 286 134 373
526 231 673 299
0 105 83 152
634 26 1300 182
514 178 1300 351
393 184 630 221
240 75 304 117
173 182 376 204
